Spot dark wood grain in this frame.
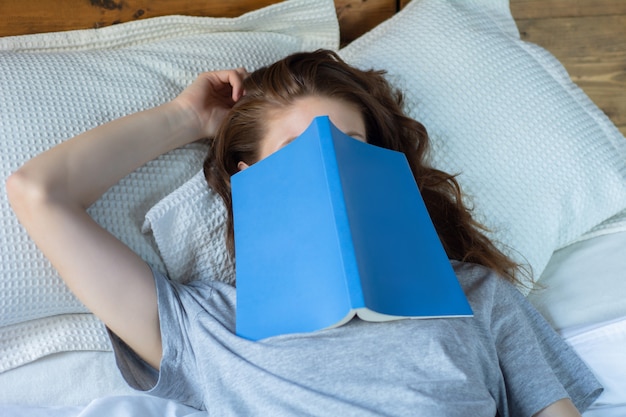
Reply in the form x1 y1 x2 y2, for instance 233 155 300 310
0 0 397 46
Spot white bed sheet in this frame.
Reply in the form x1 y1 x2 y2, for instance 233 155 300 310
0 351 133 406
0 395 202 417
584 406 626 417
4 396 626 417
529 232 626 331
567 317 626 412
5 399 626 417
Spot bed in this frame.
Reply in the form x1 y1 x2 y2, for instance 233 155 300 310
0 0 625 415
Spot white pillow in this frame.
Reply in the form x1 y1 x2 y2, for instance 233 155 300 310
339 0 626 285
0 0 339 372
142 170 235 286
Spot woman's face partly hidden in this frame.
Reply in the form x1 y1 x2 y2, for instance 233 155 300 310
237 96 366 171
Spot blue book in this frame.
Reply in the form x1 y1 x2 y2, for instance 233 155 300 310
232 116 472 341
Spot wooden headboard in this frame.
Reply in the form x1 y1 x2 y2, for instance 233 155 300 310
0 0 624 134
510 1 626 137
0 0 398 46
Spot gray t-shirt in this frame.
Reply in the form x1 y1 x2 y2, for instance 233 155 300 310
110 261 602 416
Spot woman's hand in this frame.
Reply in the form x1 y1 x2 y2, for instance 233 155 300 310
172 68 248 139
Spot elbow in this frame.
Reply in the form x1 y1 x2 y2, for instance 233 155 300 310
6 169 28 209
6 168 51 220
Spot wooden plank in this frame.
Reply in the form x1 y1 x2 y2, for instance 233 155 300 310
516 14 626 126
515 15 626 58
0 0 282 36
336 0 396 45
0 0 397 46
510 0 626 19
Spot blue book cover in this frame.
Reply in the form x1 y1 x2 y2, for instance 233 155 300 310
232 116 472 341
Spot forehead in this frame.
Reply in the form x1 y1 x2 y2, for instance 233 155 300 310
265 96 365 139
256 96 367 161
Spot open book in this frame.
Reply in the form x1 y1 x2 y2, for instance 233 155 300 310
231 116 472 341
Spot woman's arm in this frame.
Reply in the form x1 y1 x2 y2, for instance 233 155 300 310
6 69 246 370
534 398 582 417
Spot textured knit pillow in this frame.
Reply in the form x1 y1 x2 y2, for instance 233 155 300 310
142 170 235 286
0 0 339 372
339 0 626 284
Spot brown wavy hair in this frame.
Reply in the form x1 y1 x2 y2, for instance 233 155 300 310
204 50 523 285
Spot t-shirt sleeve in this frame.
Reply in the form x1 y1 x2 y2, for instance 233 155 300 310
108 266 218 410
491 279 603 417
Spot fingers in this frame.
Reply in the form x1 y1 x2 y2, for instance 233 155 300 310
200 68 248 102
230 67 249 101
230 68 248 102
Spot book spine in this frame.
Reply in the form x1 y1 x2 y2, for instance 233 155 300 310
317 118 365 309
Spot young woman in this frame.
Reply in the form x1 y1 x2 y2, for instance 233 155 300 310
7 50 601 416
